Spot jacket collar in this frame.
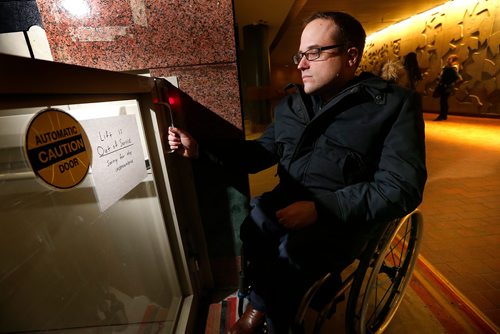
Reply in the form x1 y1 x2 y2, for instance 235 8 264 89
286 72 389 120
319 72 388 112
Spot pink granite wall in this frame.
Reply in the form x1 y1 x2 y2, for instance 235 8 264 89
35 0 242 130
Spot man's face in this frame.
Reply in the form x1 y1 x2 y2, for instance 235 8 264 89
297 19 356 100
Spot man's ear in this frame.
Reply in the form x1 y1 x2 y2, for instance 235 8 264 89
347 47 359 67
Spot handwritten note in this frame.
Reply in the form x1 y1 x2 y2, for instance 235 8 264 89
81 115 147 212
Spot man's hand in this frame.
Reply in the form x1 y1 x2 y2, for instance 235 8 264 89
276 201 318 230
167 127 198 158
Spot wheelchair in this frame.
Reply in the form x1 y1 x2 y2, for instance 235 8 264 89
236 209 423 334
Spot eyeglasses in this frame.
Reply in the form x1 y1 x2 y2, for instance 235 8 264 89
292 44 344 64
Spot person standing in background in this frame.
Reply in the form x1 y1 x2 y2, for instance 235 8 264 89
380 52 422 91
434 54 462 121
403 52 422 90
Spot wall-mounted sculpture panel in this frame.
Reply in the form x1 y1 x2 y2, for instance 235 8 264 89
360 0 499 117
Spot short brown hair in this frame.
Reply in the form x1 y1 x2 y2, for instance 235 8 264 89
304 12 366 57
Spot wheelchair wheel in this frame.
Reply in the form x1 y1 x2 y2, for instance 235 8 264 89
345 210 423 334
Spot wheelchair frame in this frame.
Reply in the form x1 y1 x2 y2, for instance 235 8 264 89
236 209 424 334
293 209 424 333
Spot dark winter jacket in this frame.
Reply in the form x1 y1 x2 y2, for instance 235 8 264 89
437 65 461 95
208 72 427 228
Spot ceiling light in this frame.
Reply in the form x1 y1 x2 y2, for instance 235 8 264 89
61 0 90 18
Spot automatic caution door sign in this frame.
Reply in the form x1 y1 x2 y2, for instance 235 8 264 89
24 108 92 190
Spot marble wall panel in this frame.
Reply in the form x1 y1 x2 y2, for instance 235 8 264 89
151 64 242 131
35 0 243 141
35 0 236 71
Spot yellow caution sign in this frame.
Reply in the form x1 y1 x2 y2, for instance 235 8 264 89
24 108 92 189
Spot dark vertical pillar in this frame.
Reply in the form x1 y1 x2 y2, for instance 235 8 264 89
0 0 52 60
241 23 272 132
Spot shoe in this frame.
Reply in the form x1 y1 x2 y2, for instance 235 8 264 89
433 117 444 121
228 304 266 334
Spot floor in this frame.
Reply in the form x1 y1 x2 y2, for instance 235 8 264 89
418 113 500 326
243 113 500 332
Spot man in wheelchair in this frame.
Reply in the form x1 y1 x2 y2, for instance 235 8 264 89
168 11 427 334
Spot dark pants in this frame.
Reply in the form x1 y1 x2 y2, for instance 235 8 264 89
438 92 450 120
240 195 370 333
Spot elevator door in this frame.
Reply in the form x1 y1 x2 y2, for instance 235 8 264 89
0 100 189 333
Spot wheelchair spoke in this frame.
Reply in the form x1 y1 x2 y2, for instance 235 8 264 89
388 244 399 268
370 270 397 322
